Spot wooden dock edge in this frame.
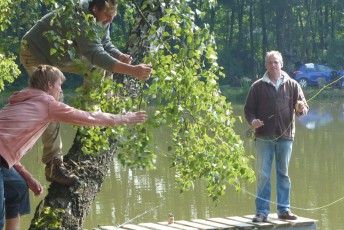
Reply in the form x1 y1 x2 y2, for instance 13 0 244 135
95 213 317 230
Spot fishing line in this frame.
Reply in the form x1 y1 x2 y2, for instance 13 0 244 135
235 184 344 211
139 142 344 212
306 75 344 103
115 203 165 229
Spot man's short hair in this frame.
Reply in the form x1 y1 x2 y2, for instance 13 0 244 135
265 50 283 64
29 65 66 91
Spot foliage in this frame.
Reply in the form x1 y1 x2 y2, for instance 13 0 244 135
327 39 344 69
0 54 20 91
72 0 255 202
123 0 254 201
0 0 11 31
0 0 21 90
74 70 156 169
31 207 64 229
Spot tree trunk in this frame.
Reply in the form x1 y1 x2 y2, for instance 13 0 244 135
29 133 117 230
274 0 287 54
29 1 162 229
260 0 268 70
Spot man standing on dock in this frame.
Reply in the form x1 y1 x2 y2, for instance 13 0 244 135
244 50 308 222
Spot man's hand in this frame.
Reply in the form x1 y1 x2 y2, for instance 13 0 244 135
27 177 44 196
117 53 132 64
132 64 152 81
112 62 152 81
296 100 305 113
251 119 264 129
13 163 44 196
121 111 148 125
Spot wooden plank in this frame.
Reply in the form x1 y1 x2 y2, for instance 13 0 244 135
99 227 127 230
191 219 235 229
139 222 182 230
96 214 317 230
175 220 219 230
268 214 318 226
208 217 256 230
158 222 199 230
122 224 154 230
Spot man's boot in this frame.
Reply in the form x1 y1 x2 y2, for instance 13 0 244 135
45 157 79 186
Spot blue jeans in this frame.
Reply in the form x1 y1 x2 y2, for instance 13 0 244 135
255 138 293 217
0 166 30 230
4 167 30 218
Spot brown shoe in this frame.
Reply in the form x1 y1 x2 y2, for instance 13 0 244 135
252 214 267 222
278 211 297 220
45 157 79 186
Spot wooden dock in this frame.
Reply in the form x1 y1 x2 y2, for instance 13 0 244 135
95 213 317 230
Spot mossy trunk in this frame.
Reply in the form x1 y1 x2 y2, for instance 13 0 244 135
29 133 117 230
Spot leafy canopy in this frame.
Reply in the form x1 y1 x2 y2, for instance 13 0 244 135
76 0 255 202
0 0 20 91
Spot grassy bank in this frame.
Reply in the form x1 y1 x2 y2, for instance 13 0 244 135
220 85 344 104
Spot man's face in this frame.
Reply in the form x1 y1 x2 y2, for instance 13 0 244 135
93 3 117 26
265 55 283 74
47 79 63 101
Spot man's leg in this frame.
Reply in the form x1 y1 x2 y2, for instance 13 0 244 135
20 44 78 186
42 122 78 185
5 216 20 230
275 139 294 216
254 139 275 218
3 168 29 230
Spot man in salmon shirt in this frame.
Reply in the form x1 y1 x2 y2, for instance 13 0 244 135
20 0 152 186
0 65 148 229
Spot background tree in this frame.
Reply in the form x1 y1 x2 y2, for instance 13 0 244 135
0 0 20 90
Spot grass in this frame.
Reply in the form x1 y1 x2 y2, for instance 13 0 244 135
0 84 343 108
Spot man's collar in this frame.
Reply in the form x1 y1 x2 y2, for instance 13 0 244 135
262 71 290 84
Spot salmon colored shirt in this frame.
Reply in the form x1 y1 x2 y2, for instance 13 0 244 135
0 88 123 168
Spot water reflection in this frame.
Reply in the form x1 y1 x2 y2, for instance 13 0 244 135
21 101 344 230
300 108 333 130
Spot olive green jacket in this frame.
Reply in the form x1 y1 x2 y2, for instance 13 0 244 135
22 0 120 73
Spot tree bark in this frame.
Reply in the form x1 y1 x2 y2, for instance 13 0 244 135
260 0 268 69
29 133 117 230
29 1 163 229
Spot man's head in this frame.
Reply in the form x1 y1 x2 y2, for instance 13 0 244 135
30 65 66 100
265 50 284 75
89 0 118 26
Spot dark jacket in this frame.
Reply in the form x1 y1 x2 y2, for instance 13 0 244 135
244 71 308 140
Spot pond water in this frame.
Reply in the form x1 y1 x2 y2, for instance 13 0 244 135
20 101 344 230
